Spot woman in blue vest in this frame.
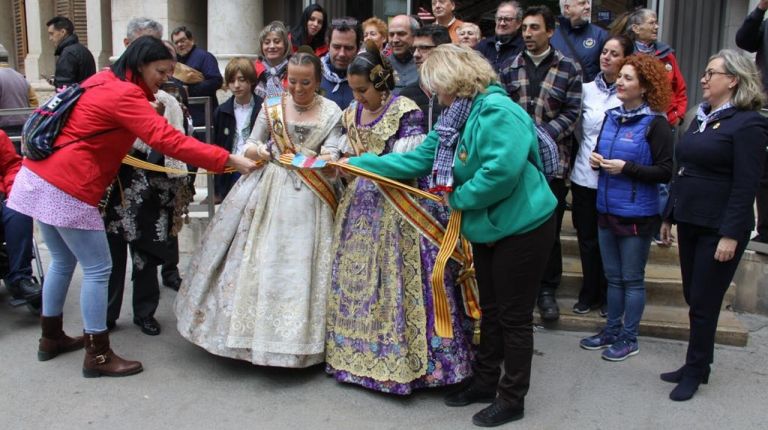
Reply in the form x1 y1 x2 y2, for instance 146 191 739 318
660 50 768 401
579 54 673 361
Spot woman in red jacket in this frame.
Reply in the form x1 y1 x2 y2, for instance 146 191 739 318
7 36 257 378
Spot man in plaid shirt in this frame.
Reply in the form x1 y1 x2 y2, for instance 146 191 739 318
500 5 582 322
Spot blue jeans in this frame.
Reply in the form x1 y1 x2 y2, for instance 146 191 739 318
598 227 652 341
37 222 111 333
1 200 34 284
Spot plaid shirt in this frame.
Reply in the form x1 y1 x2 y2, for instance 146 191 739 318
500 49 582 178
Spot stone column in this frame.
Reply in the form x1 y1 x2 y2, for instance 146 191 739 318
24 0 56 85
207 0 263 70
86 0 112 67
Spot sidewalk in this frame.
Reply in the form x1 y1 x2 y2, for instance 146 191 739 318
2 246 767 430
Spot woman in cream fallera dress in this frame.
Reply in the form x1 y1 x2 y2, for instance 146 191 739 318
174 91 343 368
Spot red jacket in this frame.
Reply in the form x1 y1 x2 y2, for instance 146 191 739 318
23 69 229 207
657 48 688 126
0 130 21 196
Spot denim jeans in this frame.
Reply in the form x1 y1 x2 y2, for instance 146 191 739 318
37 222 111 333
598 227 652 341
1 200 34 284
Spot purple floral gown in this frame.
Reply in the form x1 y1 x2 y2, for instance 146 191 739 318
325 96 473 394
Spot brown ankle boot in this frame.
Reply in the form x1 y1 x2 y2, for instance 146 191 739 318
82 331 143 378
38 315 85 361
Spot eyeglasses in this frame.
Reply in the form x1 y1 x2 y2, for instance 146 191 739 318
413 44 436 52
701 70 732 82
331 18 358 28
495 16 518 23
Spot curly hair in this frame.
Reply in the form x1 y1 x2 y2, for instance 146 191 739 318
620 54 671 113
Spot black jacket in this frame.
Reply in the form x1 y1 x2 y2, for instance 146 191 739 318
213 95 263 153
398 80 443 131
53 33 96 89
475 33 524 72
664 108 768 239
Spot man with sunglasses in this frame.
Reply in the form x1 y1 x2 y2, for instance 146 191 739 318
399 25 451 131
321 18 362 110
476 1 525 72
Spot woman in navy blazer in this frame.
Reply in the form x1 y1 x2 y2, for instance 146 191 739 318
660 49 768 401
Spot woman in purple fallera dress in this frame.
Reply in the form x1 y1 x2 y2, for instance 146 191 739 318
324 43 473 394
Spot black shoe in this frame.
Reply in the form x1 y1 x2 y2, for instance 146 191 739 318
7 278 42 302
444 383 496 407
669 375 703 402
538 295 560 321
163 278 182 291
106 320 117 331
661 365 709 384
572 302 591 314
472 398 524 427
133 317 161 336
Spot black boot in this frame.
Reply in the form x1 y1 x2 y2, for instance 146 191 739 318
472 398 524 427
7 278 42 302
537 293 560 321
660 365 710 384
669 375 703 401
444 381 496 407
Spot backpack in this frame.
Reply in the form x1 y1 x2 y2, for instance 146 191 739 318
21 83 115 160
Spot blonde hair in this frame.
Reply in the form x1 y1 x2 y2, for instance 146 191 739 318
711 49 766 111
420 44 498 98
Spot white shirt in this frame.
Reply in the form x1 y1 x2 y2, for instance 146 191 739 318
570 81 622 189
233 97 255 156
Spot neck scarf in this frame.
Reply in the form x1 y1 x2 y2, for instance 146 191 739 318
594 72 617 96
321 54 347 93
264 58 289 97
617 102 652 119
634 40 656 55
430 97 473 192
695 101 734 133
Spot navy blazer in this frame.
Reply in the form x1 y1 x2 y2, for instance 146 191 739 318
664 107 768 239
213 94 263 153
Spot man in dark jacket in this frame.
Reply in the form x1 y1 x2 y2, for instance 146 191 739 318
399 25 451 131
321 18 361 110
551 0 606 83
46 16 96 89
476 1 524 72
171 26 223 138
736 0 768 244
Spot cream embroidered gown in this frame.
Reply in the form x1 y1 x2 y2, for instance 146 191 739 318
174 96 343 367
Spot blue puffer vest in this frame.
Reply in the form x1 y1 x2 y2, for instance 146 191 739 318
596 108 659 217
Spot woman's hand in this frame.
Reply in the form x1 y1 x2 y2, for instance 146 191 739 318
660 221 674 247
226 154 260 175
589 152 604 169
244 143 270 161
599 159 626 175
714 236 738 262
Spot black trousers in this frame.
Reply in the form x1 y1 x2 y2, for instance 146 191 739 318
160 236 182 287
676 223 749 376
107 233 161 322
471 215 556 407
755 154 768 240
570 183 607 306
539 178 568 296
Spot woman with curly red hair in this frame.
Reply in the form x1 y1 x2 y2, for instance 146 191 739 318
579 54 674 361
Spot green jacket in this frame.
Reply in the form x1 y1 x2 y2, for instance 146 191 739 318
350 84 556 243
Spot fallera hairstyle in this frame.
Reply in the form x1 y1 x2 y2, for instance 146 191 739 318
609 8 655 39
604 34 634 57
126 17 163 42
620 54 671 113
523 5 556 32
497 1 524 21
415 24 452 46
290 4 328 51
46 16 74 34
348 41 396 92
289 47 323 83
170 26 193 40
330 17 363 49
710 49 766 111
258 21 292 61
362 17 388 41
224 57 258 87
111 35 174 82
420 44 498 99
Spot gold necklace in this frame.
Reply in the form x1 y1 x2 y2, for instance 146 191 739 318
292 94 319 115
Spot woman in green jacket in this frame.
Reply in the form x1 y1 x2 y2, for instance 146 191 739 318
347 44 556 427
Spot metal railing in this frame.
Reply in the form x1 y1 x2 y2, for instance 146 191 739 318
0 96 219 218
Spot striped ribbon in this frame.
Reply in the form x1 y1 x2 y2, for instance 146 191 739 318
430 210 463 338
122 154 259 175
